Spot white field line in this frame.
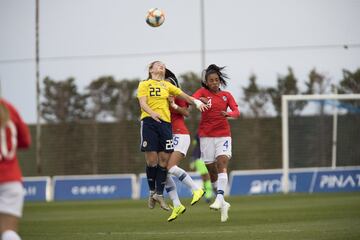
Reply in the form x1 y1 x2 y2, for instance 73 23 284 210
74 229 301 236
84 230 235 235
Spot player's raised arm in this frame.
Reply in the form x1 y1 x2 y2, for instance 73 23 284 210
165 76 208 112
178 92 208 112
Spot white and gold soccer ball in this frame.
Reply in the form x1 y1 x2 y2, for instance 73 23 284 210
145 8 165 27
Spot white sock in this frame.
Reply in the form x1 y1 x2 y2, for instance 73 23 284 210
165 175 181 207
169 166 199 191
2 230 21 240
216 173 228 203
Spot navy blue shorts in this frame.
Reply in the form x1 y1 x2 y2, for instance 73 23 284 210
140 117 174 153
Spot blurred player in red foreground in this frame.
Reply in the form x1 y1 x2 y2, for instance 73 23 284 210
0 98 31 240
193 64 240 222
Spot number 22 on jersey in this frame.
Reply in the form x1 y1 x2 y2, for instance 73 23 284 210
149 87 161 96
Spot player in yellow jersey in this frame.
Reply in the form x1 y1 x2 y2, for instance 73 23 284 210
137 61 207 211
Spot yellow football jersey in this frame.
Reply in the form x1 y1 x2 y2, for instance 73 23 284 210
137 79 183 122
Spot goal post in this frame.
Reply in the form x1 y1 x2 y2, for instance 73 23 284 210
281 94 360 193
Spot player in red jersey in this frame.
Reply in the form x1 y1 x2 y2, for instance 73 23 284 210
164 69 204 222
192 64 240 222
0 98 31 240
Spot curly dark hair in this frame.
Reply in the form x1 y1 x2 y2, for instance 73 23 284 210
201 64 228 90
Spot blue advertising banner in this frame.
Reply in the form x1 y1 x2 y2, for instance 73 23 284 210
312 169 360 193
23 167 360 202
53 174 136 201
139 172 202 199
229 170 283 195
229 167 360 195
23 177 51 202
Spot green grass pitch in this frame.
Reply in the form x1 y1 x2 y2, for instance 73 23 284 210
21 193 360 240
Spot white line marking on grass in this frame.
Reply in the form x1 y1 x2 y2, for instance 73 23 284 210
76 230 235 236
76 229 301 236
266 229 301 233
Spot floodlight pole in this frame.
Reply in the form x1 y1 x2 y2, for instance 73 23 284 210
35 0 42 174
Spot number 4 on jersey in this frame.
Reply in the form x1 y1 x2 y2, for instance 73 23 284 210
223 140 229 150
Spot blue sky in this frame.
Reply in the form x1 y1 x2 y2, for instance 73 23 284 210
1 0 360 123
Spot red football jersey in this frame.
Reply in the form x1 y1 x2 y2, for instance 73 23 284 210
170 98 189 134
193 87 240 137
0 99 31 183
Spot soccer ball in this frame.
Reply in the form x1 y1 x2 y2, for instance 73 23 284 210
146 8 165 27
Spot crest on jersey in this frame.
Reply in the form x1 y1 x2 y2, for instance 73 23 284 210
222 96 227 101
160 82 166 88
142 141 148 147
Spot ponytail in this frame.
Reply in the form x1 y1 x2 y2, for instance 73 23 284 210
165 68 180 87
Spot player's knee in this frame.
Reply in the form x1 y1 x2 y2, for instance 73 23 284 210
145 153 158 166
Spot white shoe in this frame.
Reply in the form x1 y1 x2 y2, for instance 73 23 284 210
209 198 222 210
148 191 156 209
152 194 170 211
221 201 231 222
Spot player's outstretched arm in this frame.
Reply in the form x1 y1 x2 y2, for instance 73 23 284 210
168 96 190 117
178 92 208 112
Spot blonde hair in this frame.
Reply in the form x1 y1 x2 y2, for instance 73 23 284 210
0 102 9 128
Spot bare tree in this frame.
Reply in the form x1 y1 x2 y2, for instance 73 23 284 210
41 77 87 123
267 67 305 116
115 79 141 120
242 74 269 117
86 76 119 121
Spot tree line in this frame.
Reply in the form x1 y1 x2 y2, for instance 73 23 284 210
41 67 360 123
